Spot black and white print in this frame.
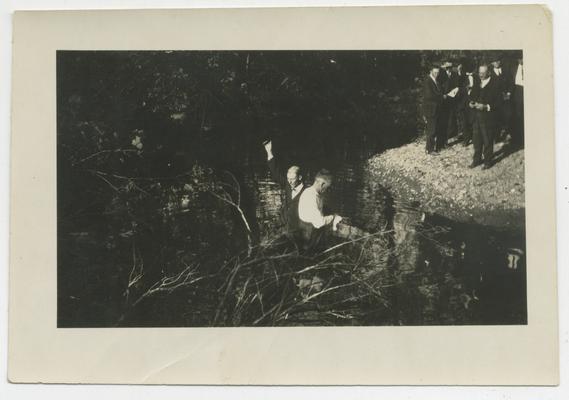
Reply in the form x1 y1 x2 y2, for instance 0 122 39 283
57 50 526 327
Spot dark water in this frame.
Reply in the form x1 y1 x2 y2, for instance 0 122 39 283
240 133 527 326
58 127 527 327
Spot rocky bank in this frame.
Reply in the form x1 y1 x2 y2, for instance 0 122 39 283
367 139 525 229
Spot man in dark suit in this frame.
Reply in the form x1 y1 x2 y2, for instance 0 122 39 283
456 59 477 146
468 64 503 170
422 65 450 154
263 140 306 239
440 61 460 144
491 55 514 141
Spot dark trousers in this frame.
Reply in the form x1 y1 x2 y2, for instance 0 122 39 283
425 114 437 152
457 108 473 143
497 100 513 139
297 220 327 253
444 105 458 141
437 107 450 148
425 113 446 152
472 112 496 166
512 85 524 147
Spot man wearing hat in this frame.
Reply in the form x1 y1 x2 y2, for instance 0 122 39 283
422 65 447 154
491 54 514 141
456 58 478 146
440 61 460 146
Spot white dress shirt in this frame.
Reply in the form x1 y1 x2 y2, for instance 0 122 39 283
466 73 474 88
298 186 334 229
493 67 502 76
515 63 524 86
291 183 304 199
479 77 493 111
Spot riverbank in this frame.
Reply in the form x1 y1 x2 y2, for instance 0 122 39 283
367 139 525 229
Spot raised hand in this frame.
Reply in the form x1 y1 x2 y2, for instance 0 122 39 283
263 140 274 160
263 140 272 154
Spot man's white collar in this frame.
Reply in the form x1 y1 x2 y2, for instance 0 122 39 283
291 183 304 198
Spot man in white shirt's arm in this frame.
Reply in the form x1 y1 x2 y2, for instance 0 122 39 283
297 169 342 251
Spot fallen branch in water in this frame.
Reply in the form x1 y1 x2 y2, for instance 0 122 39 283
131 263 205 307
124 242 144 304
116 262 207 326
323 229 394 254
274 281 359 323
73 148 139 166
208 170 254 257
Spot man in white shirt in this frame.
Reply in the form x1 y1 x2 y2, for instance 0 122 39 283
297 169 342 251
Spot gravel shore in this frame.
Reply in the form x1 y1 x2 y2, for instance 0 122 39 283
367 138 525 229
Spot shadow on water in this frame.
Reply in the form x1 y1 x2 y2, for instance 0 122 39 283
389 204 526 325
58 125 526 327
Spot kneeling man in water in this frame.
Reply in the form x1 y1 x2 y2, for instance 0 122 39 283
297 169 343 251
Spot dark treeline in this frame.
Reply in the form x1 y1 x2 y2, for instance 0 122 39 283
57 50 520 173
58 51 423 172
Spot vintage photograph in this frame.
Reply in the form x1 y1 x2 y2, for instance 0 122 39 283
57 50 526 327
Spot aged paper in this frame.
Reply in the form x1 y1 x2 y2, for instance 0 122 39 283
9 6 557 384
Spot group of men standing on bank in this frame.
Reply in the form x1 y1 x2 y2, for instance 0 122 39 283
260 54 526 251
422 55 524 169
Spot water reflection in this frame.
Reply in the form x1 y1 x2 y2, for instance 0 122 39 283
241 143 526 325
58 129 526 326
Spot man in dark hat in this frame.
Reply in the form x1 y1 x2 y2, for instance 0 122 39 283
440 61 460 145
468 64 502 169
490 54 514 141
456 58 478 146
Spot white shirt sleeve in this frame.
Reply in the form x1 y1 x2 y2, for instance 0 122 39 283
515 64 524 86
298 187 334 229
